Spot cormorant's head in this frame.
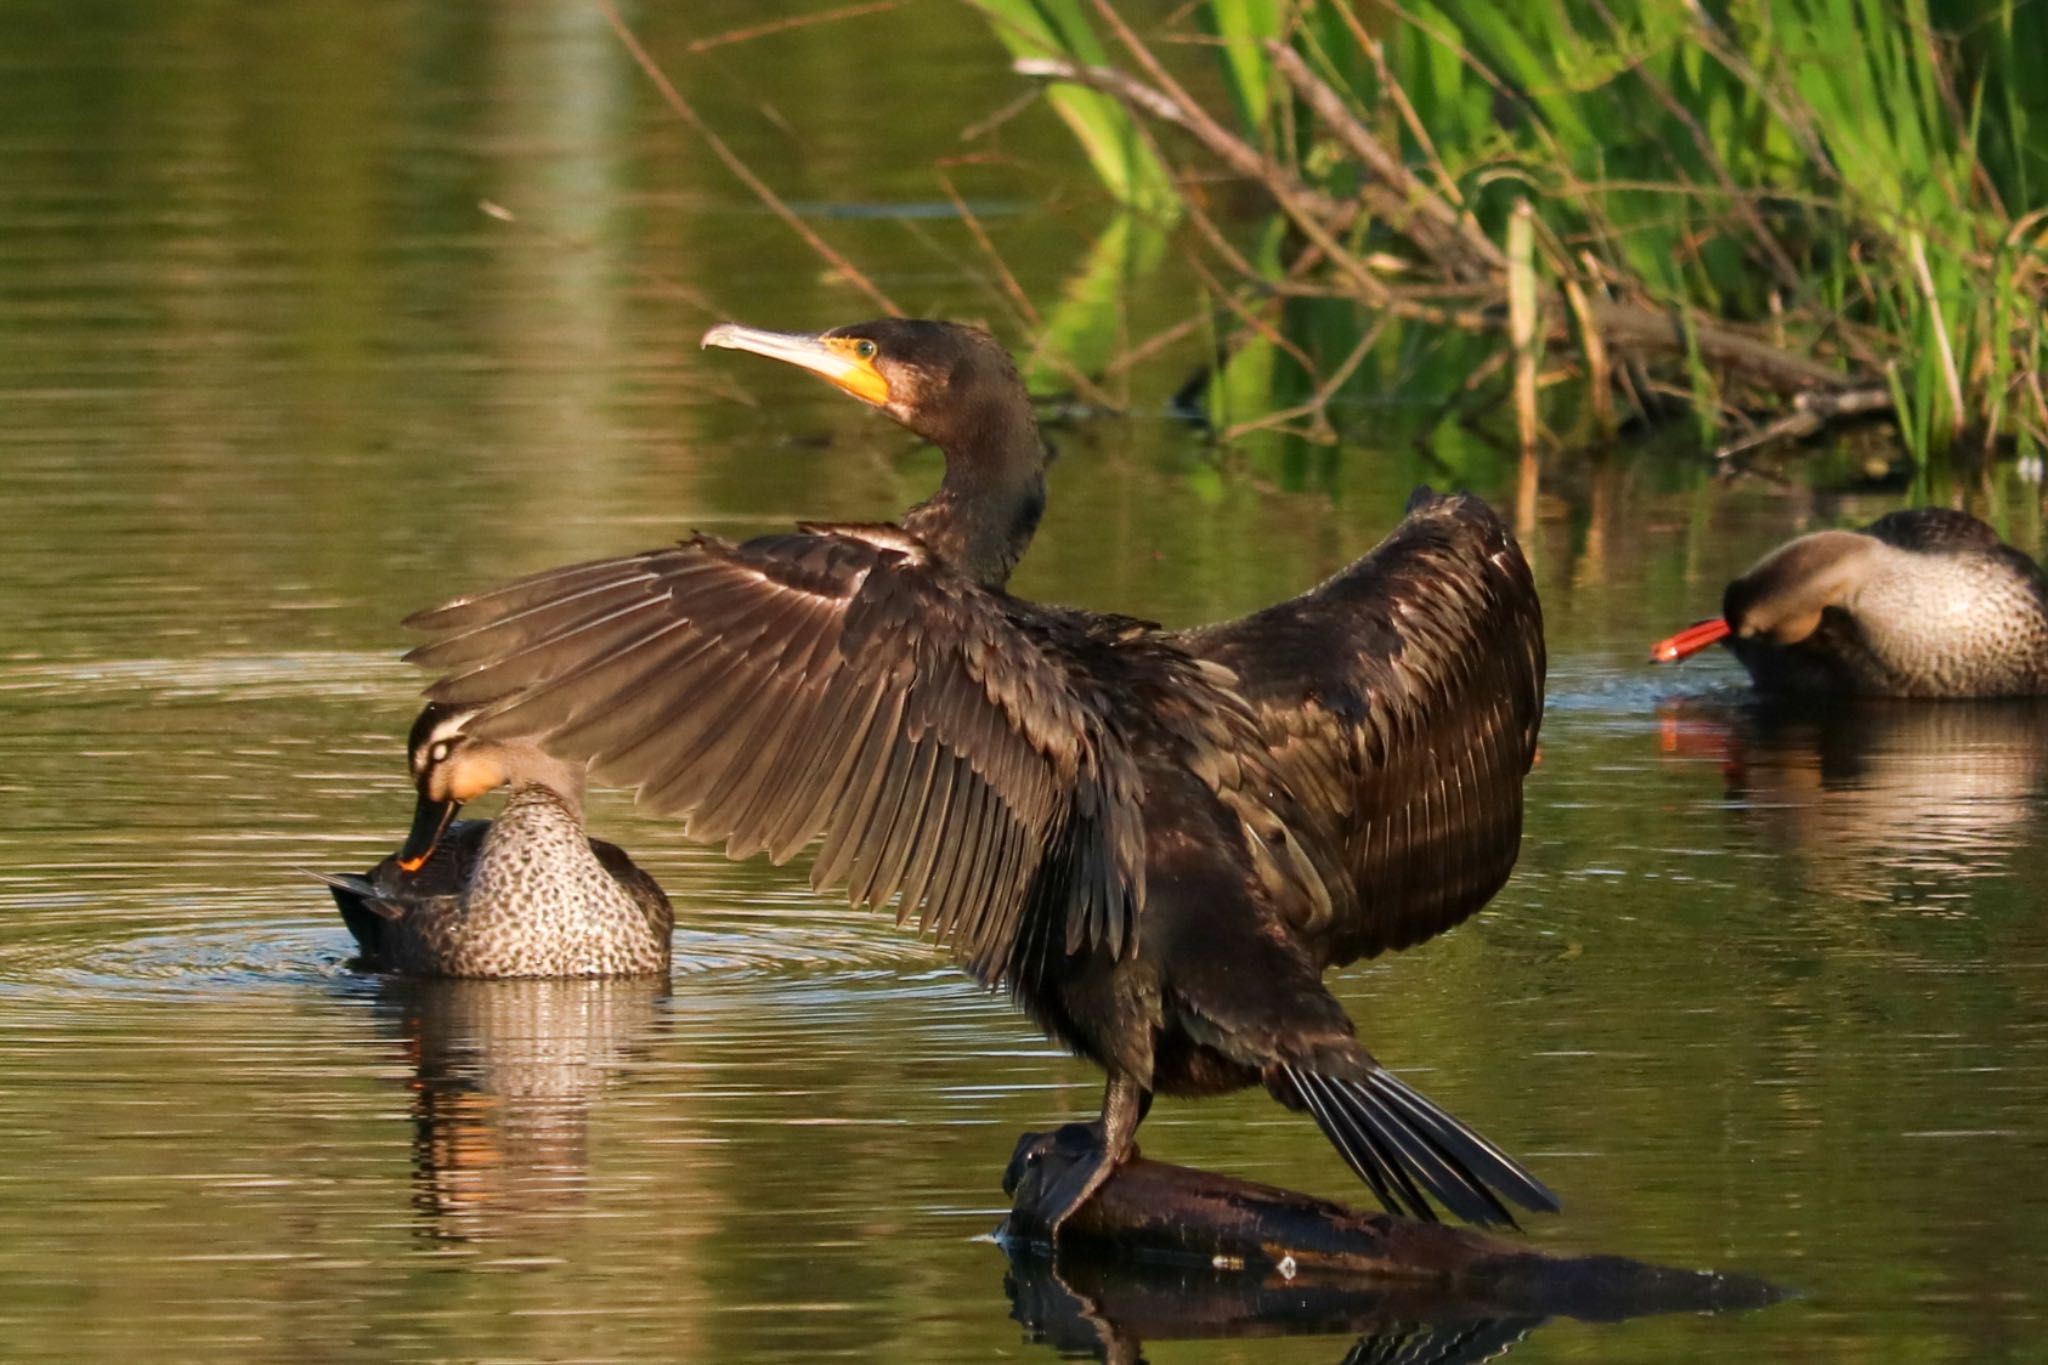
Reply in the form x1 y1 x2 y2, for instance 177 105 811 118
702 318 1037 463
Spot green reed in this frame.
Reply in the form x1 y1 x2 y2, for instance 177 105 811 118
985 0 2048 466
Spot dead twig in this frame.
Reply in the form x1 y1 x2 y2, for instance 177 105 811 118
1009 57 1355 227
686 0 903 53
477 199 722 319
936 174 1041 330
1221 317 1389 444
1712 385 1895 462
599 0 900 316
1264 43 1504 280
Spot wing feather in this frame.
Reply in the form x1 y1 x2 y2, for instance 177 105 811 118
1176 491 1543 966
406 528 1144 978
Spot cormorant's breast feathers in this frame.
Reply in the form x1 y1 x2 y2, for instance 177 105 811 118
402 524 1150 986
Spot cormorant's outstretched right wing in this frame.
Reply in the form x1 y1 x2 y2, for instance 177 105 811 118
402 525 1147 987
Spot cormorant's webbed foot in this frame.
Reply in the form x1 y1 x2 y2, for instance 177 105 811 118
1002 1075 1149 1245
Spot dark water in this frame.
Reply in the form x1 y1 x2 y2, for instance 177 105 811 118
5 3 2048 1361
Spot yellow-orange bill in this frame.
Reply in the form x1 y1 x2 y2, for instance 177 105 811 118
1650 617 1731 664
701 323 891 407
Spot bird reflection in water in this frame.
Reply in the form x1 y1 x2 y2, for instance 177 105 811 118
1657 696 2048 901
1005 1254 1540 1365
1003 1245 1776 1365
369 975 669 1240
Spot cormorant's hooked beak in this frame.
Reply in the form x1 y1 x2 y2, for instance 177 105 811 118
1650 617 1733 663
396 793 461 874
702 323 891 407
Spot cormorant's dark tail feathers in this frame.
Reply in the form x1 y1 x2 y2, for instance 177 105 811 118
1285 1064 1559 1229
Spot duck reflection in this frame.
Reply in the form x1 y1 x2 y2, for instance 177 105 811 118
1005 1253 1540 1364
370 975 669 1240
1658 697 2048 899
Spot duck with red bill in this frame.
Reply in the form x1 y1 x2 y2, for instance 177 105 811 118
1649 617 1732 664
1645 508 2048 697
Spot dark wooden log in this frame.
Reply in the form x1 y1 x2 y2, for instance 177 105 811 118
1000 1149 1785 1325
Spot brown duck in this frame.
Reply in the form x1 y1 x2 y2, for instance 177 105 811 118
400 319 1554 1239
1653 508 2048 698
321 703 673 978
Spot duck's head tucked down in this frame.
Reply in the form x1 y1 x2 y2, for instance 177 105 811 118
399 703 586 872
1720 529 1876 649
1651 509 2048 697
702 318 1047 589
1652 530 1877 664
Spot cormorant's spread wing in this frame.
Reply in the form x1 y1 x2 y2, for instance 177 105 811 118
403 526 1144 984
1177 491 1543 966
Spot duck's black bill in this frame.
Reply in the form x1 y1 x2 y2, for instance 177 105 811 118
397 795 461 873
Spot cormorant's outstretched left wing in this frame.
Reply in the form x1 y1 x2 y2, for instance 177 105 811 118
1177 491 1543 967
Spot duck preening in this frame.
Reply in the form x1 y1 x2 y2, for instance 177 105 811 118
319 702 673 978
401 318 1556 1236
1652 508 2048 698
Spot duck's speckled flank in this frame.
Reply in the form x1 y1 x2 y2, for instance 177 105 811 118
342 787 672 978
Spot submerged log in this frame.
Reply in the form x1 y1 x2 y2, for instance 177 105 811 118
1000 1148 1784 1325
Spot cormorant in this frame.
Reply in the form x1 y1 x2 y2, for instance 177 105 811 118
401 319 1555 1236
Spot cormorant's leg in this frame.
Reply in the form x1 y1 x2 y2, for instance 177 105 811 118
1011 1072 1149 1242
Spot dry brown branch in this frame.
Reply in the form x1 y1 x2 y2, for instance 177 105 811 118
1009 57 1355 227
1324 5 1466 212
1221 316 1388 444
1264 43 1504 280
598 0 901 316
1508 201 1541 452
1187 255 1318 377
1015 54 1394 305
1563 275 1616 433
1102 312 1208 379
937 175 1041 330
1012 48 1862 404
1081 1 1410 312
477 199 723 320
958 87 1042 143
686 0 903 53
1713 385 1894 461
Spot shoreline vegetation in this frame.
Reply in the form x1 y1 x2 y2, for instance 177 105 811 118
980 0 2047 468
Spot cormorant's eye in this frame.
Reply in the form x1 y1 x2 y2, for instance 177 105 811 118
429 742 452 763
854 339 877 360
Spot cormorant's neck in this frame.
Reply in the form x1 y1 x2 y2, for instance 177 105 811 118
901 405 1047 591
